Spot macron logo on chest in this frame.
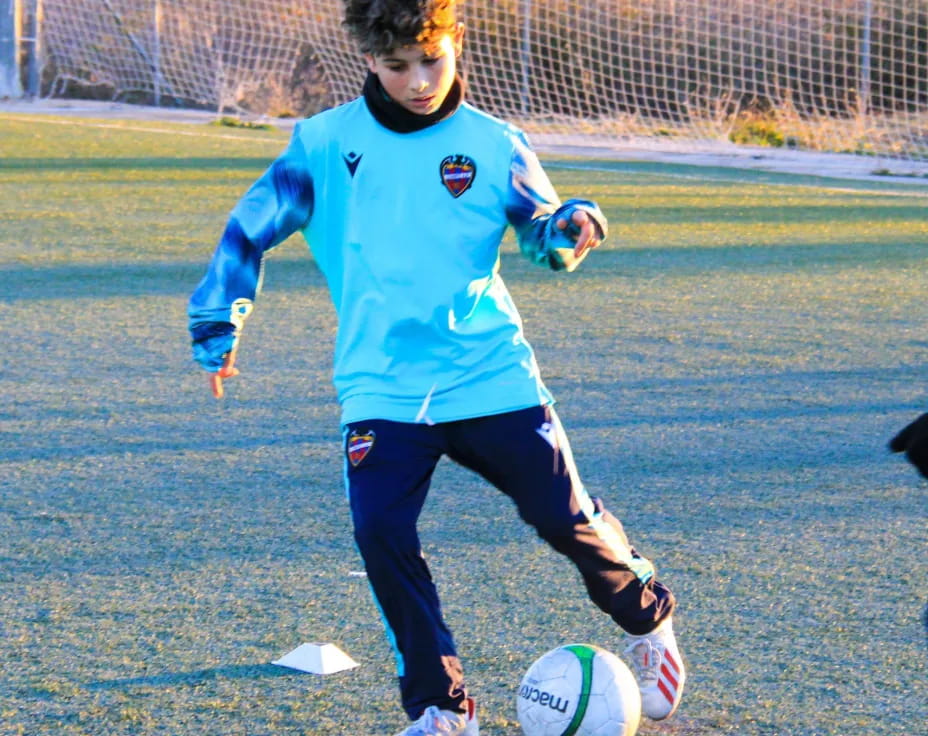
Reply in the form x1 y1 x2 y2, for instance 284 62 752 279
343 151 362 178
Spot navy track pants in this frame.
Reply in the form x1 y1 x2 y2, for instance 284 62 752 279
343 404 675 719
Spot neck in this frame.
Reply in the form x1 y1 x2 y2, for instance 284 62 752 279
362 72 465 133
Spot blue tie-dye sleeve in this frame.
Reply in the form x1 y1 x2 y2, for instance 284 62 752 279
187 128 315 371
504 131 608 272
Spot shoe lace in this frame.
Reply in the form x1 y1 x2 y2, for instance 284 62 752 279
624 636 663 684
405 706 462 736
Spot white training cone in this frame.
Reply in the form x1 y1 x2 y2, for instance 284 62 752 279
272 642 359 674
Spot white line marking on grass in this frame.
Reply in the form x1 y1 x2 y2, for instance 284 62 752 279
543 160 928 198
6 112 926 196
1 114 288 144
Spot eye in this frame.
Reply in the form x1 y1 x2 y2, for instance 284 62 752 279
385 64 406 73
422 57 439 66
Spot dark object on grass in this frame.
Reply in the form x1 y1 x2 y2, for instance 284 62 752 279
888 413 928 479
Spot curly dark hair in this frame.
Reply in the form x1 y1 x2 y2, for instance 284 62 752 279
343 0 458 56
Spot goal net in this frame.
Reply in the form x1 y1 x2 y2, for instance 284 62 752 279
37 0 928 162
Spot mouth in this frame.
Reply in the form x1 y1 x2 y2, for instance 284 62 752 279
408 95 437 111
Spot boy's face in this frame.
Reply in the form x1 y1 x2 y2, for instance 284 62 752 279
366 24 464 116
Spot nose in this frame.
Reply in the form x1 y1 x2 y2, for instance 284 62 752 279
410 69 429 93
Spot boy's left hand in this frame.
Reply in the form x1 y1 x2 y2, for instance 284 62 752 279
556 209 602 259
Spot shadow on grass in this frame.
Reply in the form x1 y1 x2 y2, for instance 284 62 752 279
6 238 928 303
2 366 922 465
85 663 297 691
4 258 325 301
924 601 928 648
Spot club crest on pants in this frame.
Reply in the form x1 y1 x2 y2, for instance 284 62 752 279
347 430 375 467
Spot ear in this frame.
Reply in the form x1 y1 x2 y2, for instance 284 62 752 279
452 23 465 57
364 54 377 74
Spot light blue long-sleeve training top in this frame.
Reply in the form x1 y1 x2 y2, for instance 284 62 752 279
188 96 607 426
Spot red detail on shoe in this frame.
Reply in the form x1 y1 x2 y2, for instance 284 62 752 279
657 677 675 704
465 697 476 721
661 663 679 690
663 650 680 675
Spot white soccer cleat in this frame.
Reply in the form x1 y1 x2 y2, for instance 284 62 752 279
395 697 478 736
623 617 685 720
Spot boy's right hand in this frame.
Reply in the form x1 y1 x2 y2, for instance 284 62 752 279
209 349 239 399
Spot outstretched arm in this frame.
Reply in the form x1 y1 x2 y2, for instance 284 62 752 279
188 129 314 398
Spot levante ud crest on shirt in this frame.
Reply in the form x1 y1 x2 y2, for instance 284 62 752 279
440 154 476 198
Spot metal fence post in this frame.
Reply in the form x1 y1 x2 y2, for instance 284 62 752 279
859 0 873 117
520 0 531 115
0 0 23 98
153 0 161 106
24 0 39 97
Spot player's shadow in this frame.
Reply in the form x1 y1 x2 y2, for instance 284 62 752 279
924 601 928 647
4 256 323 302
85 663 297 691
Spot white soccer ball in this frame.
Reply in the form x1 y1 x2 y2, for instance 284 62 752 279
517 644 641 736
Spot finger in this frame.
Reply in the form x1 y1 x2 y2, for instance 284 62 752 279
571 209 589 227
218 348 238 378
210 372 224 399
573 220 599 257
210 349 239 399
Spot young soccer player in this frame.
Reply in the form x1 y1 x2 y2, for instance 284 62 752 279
188 0 685 732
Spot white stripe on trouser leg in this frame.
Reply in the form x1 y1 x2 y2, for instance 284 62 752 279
548 410 654 584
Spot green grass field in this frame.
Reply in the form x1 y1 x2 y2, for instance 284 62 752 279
1 113 927 735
